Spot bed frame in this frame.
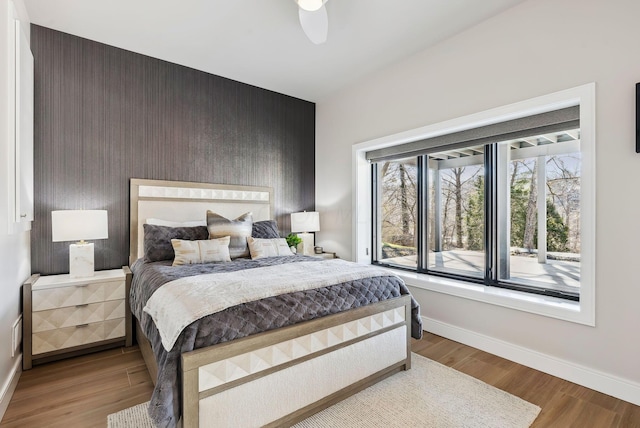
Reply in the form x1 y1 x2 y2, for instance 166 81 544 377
129 178 412 428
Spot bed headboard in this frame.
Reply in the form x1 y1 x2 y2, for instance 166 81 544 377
129 178 274 265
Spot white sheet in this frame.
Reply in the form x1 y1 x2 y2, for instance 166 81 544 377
143 259 398 351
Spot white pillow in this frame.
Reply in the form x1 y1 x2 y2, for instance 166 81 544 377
247 237 293 260
199 238 232 263
171 240 200 266
147 218 207 227
171 237 231 266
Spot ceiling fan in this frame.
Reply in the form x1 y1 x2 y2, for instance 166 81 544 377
295 0 328 45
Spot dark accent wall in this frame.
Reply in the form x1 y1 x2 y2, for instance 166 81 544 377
31 25 315 275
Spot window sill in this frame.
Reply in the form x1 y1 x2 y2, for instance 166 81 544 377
387 268 593 326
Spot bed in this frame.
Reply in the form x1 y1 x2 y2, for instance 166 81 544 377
128 178 422 428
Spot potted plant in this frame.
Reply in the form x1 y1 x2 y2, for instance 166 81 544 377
286 233 302 254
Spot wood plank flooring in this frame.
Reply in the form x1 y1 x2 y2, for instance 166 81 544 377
413 333 640 428
1 333 638 427
0 346 154 428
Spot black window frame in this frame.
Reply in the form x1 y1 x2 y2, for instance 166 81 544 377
371 138 580 303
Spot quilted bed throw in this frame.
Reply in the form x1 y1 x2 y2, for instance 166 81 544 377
144 259 401 351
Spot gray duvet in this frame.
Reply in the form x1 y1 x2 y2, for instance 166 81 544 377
130 255 422 428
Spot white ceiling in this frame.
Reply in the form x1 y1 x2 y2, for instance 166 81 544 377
22 0 527 102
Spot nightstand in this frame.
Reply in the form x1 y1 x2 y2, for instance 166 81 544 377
22 266 132 369
310 252 337 259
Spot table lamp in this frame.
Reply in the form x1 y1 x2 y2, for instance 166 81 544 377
52 210 108 278
291 211 319 256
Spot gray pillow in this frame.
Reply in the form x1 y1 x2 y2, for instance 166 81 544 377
206 211 253 259
252 220 280 239
143 224 209 262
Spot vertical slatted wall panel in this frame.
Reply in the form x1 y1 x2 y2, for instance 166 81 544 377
31 25 315 275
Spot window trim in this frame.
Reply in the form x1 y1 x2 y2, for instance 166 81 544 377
352 83 595 326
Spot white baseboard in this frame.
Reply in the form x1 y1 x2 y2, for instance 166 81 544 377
0 354 22 421
423 317 640 407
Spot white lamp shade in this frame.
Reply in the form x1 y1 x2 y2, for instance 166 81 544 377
291 211 320 233
52 210 109 242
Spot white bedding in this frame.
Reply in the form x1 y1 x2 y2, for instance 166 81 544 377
143 259 398 351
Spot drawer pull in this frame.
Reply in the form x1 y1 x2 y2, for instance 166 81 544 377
75 284 89 288
75 324 89 328
75 304 89 308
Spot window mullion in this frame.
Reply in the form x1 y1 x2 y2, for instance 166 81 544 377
484 145 497 285
417 156 427 272
496 143 511 281
371 163 379 263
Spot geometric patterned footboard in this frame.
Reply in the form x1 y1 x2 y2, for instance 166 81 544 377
181 295 412 428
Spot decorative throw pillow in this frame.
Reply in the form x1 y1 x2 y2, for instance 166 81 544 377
199 237 231 263
171 239 201 266
143 224 209 262
251 220 280 239
247 236 293 260
171 237 231 266
206 211 253 259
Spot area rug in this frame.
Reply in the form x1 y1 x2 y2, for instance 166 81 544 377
108 353 540 428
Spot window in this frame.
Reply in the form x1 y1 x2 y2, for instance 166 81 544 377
426 148 485 280
354 84 595 325
372 127 581 300
497 138 581 297
373 157 418 269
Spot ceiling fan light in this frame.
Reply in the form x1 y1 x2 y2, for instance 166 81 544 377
296 0 324 12
298 6 328 44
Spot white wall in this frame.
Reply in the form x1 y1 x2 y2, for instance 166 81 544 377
0 0 30 418
316 0 640 399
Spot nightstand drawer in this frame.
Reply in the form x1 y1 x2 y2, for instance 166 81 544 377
32 318 126 355
32 300 125 333
32 280 125 311
23 267 133 370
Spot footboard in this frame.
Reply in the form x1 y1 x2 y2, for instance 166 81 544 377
181 295 412 428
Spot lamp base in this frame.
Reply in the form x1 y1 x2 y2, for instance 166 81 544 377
69 243 95 278
296 232 315 256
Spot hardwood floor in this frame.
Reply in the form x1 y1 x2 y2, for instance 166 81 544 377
413 333 640 428
0 346 154 428
1 333 638 427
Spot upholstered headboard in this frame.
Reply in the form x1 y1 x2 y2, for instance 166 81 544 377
129 178 273 264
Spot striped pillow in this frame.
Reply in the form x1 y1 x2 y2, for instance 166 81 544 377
171 239 201 266
171 237 231 266
199 237 232 263
247 237 293 259
206 211 253 259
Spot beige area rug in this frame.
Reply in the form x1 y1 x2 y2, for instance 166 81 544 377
108 353 540 428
